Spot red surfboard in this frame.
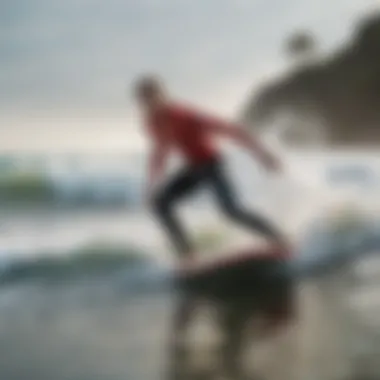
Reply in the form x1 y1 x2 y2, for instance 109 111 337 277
177 244 290 278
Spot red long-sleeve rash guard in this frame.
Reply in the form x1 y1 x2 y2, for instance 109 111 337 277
145 103 227 166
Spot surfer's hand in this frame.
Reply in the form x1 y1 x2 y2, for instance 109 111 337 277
261 153 282 173
143 188 154 209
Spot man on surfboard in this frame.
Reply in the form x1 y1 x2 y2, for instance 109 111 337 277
133 75 287 268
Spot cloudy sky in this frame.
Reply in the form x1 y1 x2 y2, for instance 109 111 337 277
0 0 377 152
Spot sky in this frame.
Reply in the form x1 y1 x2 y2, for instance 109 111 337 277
0 0 378 152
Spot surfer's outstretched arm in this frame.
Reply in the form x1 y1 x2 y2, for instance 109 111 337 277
144 121 171 203
194 112 281 172
222 126 280 170
147 143 168 193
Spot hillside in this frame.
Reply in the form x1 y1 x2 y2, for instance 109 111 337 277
241 13 380 146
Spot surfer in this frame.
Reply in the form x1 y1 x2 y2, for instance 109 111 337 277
133 75 288 268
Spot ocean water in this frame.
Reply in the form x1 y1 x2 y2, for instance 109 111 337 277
0 149 379 380
0 229 379 380
0 282 173 380
0 149 379 260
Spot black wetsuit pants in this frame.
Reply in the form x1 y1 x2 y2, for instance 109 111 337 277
153 158 282 257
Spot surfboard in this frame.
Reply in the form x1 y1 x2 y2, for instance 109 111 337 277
174 244 292 301
177 244 289 277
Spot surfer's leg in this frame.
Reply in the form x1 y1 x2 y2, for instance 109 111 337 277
208 161 286 247
153 167 203 257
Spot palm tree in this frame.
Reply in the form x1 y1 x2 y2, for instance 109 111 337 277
284 31 318 65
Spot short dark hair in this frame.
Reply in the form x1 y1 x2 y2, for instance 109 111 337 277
133 74 164 99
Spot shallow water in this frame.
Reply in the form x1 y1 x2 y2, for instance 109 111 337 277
0 281 173 380
0 253 380 380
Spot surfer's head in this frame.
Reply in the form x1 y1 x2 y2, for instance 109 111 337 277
133 74 167 111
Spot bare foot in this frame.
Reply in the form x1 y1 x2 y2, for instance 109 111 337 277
271 238 293 259
176 254 197 272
